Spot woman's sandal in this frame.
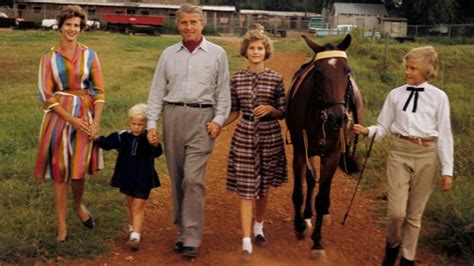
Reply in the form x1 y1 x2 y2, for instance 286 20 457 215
81 214 96 229
57 232 68 242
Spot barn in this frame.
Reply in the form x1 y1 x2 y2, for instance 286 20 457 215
239 9 319 33
325 3 388 31
12 0 236 31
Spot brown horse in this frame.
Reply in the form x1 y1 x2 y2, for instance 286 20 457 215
285 34 363 256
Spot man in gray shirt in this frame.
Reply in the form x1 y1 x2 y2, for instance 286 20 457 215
146 3 230 257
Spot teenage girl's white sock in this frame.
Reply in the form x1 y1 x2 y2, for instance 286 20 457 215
253 221 264 236
242 237 252 253
130 232 141 241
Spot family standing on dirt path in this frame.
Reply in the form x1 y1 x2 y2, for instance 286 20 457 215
34 3 454 266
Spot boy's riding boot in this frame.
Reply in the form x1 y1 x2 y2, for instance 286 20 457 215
381 241 400 266
399 257 415 266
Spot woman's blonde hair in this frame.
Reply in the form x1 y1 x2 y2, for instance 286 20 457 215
240 30 273 60
56 5 87 31
128 103 147 120
403 46 439 80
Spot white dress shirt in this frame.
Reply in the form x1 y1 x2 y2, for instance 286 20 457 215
147 37 231 128
367 81 454 176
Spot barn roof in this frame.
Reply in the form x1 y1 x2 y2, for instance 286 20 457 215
240 9 319 17
333 3 388 17
15 0 236 12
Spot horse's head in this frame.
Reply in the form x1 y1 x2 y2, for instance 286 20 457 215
302 34 351 131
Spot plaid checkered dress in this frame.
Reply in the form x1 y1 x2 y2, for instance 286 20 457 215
227 69 288 199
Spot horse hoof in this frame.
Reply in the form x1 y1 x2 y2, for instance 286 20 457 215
295 230 305 240
323 215 332 226
304 218 313 230
311 249 327 260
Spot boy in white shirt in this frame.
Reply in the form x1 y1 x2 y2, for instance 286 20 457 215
353 46 454 266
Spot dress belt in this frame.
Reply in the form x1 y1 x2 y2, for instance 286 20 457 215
242 113 275 122
395 133 435 146
54 90 90 96
166 102 213 108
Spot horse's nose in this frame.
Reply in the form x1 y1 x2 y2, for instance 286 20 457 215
328 112 345 130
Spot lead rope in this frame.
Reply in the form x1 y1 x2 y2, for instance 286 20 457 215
340 126 349 177
302 129 318 182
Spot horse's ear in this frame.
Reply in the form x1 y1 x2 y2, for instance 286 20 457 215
301 35 324 54
337 34 352 51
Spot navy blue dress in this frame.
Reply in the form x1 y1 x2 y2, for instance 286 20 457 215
95 130 162 199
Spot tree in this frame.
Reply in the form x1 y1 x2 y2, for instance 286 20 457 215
456 0 474 22
401 0 458 24
0 0 13 8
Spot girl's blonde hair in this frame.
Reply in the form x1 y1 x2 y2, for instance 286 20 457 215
128 103 147 120
403 46 439 81
240 30 273 60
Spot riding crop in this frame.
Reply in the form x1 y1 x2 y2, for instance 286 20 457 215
342 131 376 225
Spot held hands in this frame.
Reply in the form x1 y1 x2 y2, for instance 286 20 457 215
440 175 453 192
253 105 275 118
89 122 100 140
147 128 160 147
207 121 221 139
353 124 369 136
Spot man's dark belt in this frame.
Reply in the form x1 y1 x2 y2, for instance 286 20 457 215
166 102 213 108
242 113 275 122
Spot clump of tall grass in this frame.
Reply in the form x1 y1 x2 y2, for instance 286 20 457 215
423 177 474 262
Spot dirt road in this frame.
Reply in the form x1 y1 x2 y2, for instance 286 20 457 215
87 42 438 266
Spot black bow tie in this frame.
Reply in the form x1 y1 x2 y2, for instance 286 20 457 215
403 87 424 113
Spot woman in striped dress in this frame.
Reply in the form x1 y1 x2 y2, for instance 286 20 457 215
34 5 105 242
224 30 287 255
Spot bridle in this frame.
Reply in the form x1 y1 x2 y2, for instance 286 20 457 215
313 50 351 147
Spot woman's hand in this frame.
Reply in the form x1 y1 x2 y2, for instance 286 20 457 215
440 175 453 192
353 124 369 136
89 122 100 140
70 117 90 135
253 105 275 118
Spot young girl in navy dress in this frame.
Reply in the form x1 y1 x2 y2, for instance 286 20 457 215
353 46 454 266
95 103 162 251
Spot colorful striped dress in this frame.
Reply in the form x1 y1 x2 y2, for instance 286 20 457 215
34 43 105 182
227 69 288 199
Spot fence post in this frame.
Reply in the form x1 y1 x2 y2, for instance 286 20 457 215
213 12 217 33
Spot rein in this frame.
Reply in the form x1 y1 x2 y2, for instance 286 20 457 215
289 50 352 182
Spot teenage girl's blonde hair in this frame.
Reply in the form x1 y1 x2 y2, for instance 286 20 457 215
128 103 147 120
403 46 439 81
240 30 273 60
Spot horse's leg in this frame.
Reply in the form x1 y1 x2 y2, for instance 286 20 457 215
292 151 307 239
311 151 340 252
303 156 317 227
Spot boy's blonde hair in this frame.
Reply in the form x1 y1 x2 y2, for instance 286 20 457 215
128 103 147 120
240 30 273 60
403 46 439 81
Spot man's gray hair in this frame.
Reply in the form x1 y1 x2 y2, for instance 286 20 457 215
176 3 204 23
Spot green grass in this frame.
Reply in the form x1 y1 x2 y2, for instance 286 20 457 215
0 30 245 263
0 30 473 263
344 35 474 263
